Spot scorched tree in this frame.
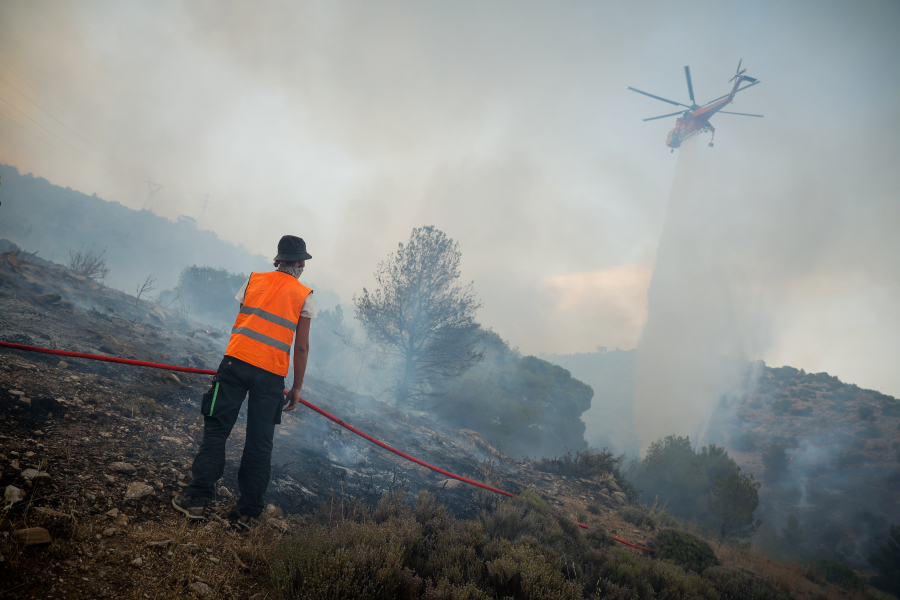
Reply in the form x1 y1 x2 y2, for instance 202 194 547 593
354 226 483 407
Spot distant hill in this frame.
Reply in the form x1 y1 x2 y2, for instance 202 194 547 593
0 164 338 309
538 347 639 456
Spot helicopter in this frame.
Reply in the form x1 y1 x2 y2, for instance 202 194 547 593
628 60 763 151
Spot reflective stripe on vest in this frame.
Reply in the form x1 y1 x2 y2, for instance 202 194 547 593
225 271 312 376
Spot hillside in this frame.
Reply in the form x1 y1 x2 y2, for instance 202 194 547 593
0 164 339 311
706 363 900 567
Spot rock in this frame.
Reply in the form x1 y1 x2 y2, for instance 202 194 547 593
20 469 50 481
84 491 97 502
125 482 154 500
110 462 137 474
102 527 118 537
34 507 70 519
608 481 623 493
160 373 182 388
188 581 215 597
57 361 69 369
9 390 24 396
217 486 233 499
209 557 220 565
612 491 628 506
13 527 51 546
178 543 201 554
114 514 129 527
267 519 289 533
105 508 120 518
103 474 116 484
19 397 31 406
146 539 173 547
265 503 278 515
131 557 143 567
4 485 25 505
160 436 182 445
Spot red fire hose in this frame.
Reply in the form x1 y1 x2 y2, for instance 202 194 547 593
0 340 652 552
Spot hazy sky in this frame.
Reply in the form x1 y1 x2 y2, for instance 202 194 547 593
1 1 898 398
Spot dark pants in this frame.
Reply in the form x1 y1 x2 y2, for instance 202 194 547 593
185 356 284 518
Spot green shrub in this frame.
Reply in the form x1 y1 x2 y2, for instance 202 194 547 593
536 448 636 500
587 504 603 516
625 436 741 523
585 524 613 549
582 547 718 600
771 399 794 415
761 443 789 479
869 523 900 594
268 490 725 600
702 565 792 600
619 506 657 529
650 530 720 574
804 558 866 591
857 405 876 421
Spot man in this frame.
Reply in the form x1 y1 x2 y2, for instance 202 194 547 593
173 235 315 529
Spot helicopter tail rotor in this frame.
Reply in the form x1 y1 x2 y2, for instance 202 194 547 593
729 59 748 82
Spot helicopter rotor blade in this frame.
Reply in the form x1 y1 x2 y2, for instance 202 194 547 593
643 110 687 122
684 66 695 105
718 111 764 117
627 86 690 108
702 80 760 106
728 58 744 82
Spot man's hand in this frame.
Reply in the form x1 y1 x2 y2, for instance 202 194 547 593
284 386 303 411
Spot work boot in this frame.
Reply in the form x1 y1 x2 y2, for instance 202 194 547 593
172 495 209 520
235 514 259 532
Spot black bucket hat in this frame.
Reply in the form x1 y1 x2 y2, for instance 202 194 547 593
274 235 312 262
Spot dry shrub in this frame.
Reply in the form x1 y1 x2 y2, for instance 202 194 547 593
66 244 110 280
619 506 658 530
267 489 735 600
701 565 792 600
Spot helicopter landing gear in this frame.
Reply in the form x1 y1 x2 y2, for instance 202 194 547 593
707 124 716 148
708 142 714 147
671 149 674 153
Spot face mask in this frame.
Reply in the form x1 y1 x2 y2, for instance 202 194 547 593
277 265 304 278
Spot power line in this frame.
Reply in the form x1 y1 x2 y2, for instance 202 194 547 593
0 110 128 180
0 70 141 180
0 56 73 119
0 93 138 183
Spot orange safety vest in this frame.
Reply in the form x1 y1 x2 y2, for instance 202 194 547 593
225 271 312 376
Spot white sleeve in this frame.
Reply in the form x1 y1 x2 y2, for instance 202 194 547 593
300 292 317 319
235 278 249 303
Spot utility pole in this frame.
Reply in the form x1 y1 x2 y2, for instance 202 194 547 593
142 180 164 211
197 192 212 229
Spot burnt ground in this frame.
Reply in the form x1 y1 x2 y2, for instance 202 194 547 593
0 251 642 599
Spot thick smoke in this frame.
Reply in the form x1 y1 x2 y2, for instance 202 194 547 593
633 137 777 449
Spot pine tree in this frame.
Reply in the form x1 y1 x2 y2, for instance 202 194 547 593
710 470 761 540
